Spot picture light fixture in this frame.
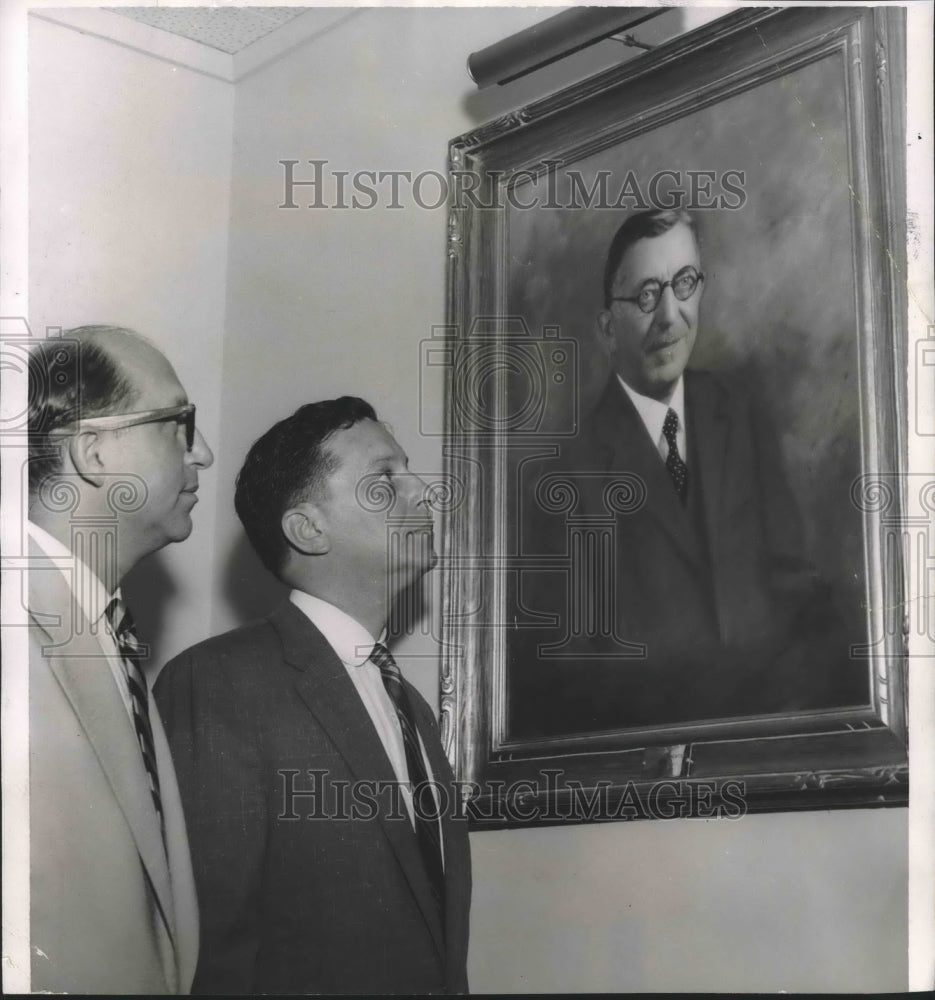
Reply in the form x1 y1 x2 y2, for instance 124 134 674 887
467 7 665 89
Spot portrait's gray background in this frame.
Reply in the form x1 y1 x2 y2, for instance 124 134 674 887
21 3 910 993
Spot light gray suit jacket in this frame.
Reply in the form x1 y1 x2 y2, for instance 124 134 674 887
27 538 198 993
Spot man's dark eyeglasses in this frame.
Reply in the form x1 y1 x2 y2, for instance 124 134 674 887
612 267 704 314
55 403 197 451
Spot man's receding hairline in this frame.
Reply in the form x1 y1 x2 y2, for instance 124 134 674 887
622 217 698 252
308 417 400 504
77 326 156 397
611 220 700 284
71 324 157 353
317 415 386 469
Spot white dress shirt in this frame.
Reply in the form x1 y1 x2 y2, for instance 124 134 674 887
289 589 439 832
27 519 134 719
618 374 687 463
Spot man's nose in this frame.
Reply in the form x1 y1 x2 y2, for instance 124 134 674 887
188 429 214 469
654 284 679 327
404 472 433 512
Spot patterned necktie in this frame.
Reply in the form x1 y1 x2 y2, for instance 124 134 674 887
370 642 446 919
104 596 164 836
662 407 688 503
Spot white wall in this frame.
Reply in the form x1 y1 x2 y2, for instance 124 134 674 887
471 809 906 993
215 6 573 687
25 6 911 993
218 8 908 994
215 5 686 690
28 14 233 668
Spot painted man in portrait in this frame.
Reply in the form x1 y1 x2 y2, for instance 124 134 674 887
510 209 866 738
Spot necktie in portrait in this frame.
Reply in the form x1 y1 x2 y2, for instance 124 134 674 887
663 407 688 502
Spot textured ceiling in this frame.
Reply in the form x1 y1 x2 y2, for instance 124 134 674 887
112 7 310 54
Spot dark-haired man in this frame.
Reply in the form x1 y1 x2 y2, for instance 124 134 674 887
26 326 213 992
155 398 471 995
512 209 862 736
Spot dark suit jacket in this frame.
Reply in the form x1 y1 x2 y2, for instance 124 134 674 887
511 371 864 736
154 601 471 995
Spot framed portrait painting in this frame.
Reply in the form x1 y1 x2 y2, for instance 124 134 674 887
439 6 909 826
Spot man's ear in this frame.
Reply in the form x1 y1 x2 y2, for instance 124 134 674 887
282 502 330 557
67 430 105 487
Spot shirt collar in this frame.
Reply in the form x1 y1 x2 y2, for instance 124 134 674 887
289 590 380 667
617 374 685 446
27 519 117 626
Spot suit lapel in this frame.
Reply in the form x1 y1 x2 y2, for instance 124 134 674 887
589 378 704 569
28 553 179 970
685 371 731 563
270 603 446 962
151 706 198 991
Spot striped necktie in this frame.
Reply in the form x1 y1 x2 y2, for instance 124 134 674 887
370 642 446 920
663 407 688 503
104 596 164 836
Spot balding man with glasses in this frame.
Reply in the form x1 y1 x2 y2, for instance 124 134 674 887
26 325 213 993
513 209 859 737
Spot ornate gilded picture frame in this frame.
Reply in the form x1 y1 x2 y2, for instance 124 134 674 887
440 6 909 827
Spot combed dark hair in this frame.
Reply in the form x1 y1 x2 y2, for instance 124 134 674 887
28 326 138 495
602 209 697 308
234 396 378 578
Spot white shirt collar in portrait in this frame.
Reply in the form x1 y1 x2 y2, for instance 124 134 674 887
618 374 687 463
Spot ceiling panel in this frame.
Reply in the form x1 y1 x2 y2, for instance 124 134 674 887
112 6 310 55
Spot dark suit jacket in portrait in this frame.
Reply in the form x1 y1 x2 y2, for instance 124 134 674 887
510 371 866 738
155 601 471 995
